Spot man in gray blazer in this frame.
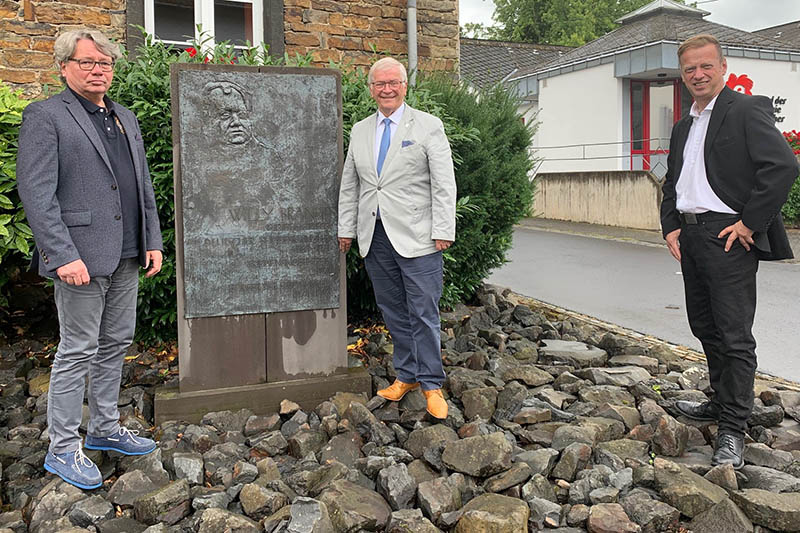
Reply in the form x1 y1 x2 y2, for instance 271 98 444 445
17 29 163 489
338 57 457 420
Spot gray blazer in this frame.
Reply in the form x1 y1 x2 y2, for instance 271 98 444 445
338 105 457 258
17 89 163 278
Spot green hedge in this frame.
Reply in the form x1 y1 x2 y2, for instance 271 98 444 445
0 84 33 308
2 35 536 341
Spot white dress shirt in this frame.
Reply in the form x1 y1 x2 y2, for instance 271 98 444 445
675 94 737 214
374 103 405 171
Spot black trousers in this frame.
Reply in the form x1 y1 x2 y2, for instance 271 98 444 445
679 215 759 437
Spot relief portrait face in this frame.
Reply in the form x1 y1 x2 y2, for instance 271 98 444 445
208 85 252 145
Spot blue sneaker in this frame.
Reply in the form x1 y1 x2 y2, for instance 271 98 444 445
85 427 157 456
44 449 103 490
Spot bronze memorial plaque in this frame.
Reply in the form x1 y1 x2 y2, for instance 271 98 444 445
176 67 340 317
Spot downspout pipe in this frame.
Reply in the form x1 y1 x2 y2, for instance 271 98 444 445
407 0 417 86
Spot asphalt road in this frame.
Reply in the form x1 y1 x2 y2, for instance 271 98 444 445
488 226 800 383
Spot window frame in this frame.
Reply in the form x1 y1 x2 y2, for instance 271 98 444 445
129 0 284 56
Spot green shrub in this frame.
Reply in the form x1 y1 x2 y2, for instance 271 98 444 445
430 79 536 306
781 130 800 226
0 83 33 307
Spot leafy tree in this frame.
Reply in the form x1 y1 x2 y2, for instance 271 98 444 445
460 22 494 39
490 0 672 46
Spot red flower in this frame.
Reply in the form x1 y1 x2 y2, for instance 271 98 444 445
186 47 197 58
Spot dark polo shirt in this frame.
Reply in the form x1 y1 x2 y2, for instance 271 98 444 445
70 88 140 260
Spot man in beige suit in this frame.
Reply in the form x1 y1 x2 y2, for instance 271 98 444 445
338 57 457 419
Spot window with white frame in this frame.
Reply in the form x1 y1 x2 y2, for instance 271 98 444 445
144 0 264 49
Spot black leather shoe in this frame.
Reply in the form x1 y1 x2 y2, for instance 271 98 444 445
712 432 744 470
674 400 719 422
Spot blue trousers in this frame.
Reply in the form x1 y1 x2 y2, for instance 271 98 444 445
364 221 445 390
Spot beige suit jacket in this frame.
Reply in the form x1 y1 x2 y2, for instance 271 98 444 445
338 104 457 258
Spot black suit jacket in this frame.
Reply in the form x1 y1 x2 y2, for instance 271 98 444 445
661 86 799 260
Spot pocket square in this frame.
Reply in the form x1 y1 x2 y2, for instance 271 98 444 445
401 140 415 148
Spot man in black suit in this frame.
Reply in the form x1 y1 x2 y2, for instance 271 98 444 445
661 34 799 469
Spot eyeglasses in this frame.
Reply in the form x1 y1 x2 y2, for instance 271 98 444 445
371 80 405 89
67 58 114 72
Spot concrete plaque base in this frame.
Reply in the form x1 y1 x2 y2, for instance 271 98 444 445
154 369 371 425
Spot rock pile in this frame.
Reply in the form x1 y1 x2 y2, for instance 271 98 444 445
1 284 800 532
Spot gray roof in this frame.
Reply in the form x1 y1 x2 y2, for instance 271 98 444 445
616 0 709 24
459 38 571 88
513 11 798 79
754 20 800 47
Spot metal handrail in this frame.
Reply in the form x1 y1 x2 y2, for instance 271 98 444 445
531 137 672 175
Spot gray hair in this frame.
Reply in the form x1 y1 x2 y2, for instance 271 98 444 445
368 57 408 84
54 29 121 77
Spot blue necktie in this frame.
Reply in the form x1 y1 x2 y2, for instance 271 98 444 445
377 117 392 175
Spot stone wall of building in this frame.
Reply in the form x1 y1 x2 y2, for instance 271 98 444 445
0 0 126 97
0 0 459 97
284 0 459 72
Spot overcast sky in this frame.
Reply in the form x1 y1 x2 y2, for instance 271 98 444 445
459 0 800 33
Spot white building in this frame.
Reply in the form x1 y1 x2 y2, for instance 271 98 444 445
507 0 800 179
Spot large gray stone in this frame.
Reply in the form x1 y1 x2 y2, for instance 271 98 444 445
527 496 561 529
67 495 114 528
651 414 689 457
579 385 635 407
653 458 727 518
376 463 416 510
730 489 800 532
574 366 652 387
460 387 498 421
454 493 529 533
386 509 441 533
318 431 363 468
620 489 680 533
441 432 512 477
133 480 191 526
586 503 641 533
514 448 559 477
239 483 288 521
484 461 532 492
591 403 641 432
29 481 85 533
196 508 260 533
739 465 800 493
743 443 794 471
501 365 553 387
689 497 753 533
317 480 392 532
538 340 608 368
551 424 599 451
286 497 334 533
405 425 459 459
551 442 592 481
596 439 651 464
417 477 461 525
172 452 204 486
119 449 169 487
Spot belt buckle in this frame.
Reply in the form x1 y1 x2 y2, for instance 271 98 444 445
683 213 698 224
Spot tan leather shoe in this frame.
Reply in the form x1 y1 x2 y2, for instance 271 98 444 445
423 389 448 419
377 379 419 401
